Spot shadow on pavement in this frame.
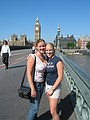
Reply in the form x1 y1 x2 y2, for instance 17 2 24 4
58 91 76 120
8 64 26 69
38 110 52 120
38 91 76 120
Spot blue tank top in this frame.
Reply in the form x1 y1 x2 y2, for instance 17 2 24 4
45 56 62 85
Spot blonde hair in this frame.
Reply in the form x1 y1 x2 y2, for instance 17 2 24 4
46 43 55 54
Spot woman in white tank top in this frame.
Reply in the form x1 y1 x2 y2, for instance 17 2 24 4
26 39 47 120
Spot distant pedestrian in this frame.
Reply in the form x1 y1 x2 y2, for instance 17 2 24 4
1 40 11 69
32 44 35 54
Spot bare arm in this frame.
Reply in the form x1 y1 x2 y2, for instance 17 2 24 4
26 56 36 97
52 61 64 89
47 61 64 96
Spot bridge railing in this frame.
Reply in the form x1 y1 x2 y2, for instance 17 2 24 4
55 50 90 120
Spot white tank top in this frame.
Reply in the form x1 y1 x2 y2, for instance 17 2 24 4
30 54 46 82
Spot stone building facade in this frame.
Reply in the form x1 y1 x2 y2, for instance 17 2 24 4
9 34 29 46
78 35 90 49
54 26 76 49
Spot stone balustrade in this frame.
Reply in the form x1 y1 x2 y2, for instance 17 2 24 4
55 50 90 120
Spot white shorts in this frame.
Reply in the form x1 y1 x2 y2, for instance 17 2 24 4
45 83 61 98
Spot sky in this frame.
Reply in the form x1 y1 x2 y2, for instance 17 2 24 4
0 0 90 43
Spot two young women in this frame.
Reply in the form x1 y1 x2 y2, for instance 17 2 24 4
26 39 63 120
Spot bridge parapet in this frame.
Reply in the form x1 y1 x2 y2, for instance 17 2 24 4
55 50 90 120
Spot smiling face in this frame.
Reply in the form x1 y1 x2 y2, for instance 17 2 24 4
46 43 55 58
36 40 46 54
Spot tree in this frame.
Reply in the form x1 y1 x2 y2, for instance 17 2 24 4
70 35 74 38
67 42 71 49
67 42 75 49
86 41 90 49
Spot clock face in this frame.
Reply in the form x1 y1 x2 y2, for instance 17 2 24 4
36 27 38 30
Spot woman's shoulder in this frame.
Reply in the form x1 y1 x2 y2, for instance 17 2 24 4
27 53 36 60
30 53 35 57
54 56 62 62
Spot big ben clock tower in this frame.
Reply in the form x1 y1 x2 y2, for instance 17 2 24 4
34 17 41 42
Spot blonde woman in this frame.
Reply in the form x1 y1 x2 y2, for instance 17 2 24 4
45 43 64 120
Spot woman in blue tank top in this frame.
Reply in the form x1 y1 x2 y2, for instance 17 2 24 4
45 43 64 120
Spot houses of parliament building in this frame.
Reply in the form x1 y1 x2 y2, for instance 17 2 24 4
0 17 41 46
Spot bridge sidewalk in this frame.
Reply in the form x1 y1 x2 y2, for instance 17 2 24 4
37 79 77 120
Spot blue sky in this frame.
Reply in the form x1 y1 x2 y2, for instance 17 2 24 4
0 0 90 42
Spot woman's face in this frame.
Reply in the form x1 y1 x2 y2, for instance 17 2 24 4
3 41 6 44
46 45 54 58
36 41 46 54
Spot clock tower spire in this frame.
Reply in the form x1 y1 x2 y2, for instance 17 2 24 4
34 17 41 42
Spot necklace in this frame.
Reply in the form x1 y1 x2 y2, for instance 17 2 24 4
36 53 46 63
39 55 45 62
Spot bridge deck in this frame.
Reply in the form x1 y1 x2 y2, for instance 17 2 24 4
0 49 77 120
